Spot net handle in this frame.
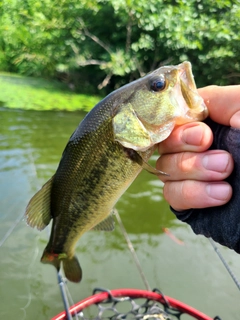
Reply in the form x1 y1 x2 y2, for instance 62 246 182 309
52 288 213 320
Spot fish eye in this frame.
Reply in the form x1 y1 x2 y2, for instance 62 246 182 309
150 76 166 92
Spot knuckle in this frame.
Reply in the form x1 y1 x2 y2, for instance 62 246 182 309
163 180 197 209
180 180 195 202
176 152 196 174
163 181 185 206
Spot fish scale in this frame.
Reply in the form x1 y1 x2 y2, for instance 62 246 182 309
48 110 143 267
25 61 208 283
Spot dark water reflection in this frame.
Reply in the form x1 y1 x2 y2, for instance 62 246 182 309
1 107 240 319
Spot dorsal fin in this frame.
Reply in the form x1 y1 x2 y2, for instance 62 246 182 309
25 175 54 230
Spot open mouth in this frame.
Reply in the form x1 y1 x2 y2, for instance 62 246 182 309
179 62 209 120
180 62 198 106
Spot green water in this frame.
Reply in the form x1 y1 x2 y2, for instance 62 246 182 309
1 107 240 319
0 73 101 111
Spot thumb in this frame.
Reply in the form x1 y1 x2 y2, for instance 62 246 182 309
198 85 240 129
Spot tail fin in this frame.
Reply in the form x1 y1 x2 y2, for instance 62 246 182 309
63 256 82 283
41 249 82 283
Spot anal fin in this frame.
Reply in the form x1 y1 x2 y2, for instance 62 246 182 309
92 209 116 231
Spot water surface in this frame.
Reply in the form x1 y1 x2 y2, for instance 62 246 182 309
1 107 240 319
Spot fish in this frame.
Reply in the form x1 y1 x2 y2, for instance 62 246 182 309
25 61 208 283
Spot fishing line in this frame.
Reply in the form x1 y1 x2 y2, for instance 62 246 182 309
20 291 32 320
209 238 240 292
114 210 151 291
0 147 40 248
63 279 81 320
7 141 240 317
0 213 23 247
45 218 80 320
20 243 39 320
27 148 79 320
57 272 73 320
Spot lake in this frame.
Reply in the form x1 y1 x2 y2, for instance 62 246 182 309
1 107 240 319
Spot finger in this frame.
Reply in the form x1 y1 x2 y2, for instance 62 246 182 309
198 85 240 129
157 150 234 182
163 180 232 210
158 122 213 154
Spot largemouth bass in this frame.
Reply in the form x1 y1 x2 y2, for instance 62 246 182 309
25 61 208 283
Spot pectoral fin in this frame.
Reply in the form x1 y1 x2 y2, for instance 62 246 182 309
125 148 169 176
25 175 54 230
113 103 152 151
141 159 169 176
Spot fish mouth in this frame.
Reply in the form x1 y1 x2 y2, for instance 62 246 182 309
179 62 208 120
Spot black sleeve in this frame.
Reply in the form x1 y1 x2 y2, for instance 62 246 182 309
170 118 240 253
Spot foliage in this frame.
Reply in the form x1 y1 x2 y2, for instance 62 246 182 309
0 0 239 95
0 72 101 111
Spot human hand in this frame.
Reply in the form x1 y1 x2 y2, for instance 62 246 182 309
157 85 240 211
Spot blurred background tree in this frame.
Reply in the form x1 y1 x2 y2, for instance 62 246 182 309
0 0 239 94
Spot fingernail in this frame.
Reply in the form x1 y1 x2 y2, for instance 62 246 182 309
182 125 203 146
202 153 229 172
230 111 240 129
206 183 230 200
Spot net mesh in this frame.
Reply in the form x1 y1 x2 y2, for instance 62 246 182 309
73 288 196 320
53 287 221 320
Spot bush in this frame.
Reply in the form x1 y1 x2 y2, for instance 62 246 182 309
0 0 239 93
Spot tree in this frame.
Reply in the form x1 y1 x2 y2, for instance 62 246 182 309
0 0 239 93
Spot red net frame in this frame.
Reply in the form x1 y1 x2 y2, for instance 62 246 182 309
52 288 215 320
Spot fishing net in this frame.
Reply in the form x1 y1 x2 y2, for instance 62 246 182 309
52 288 220 320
